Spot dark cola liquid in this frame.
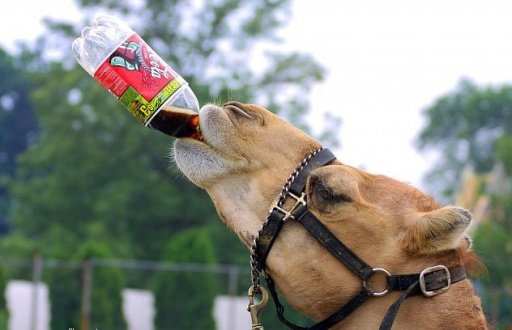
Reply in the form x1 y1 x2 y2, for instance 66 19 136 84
147 106 201 139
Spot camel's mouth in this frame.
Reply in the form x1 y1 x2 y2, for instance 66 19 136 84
185 115 204 142
183 102 256 146
183 103 243 148
172 103 255 187
193 121 204 142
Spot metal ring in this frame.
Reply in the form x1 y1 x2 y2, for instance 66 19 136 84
363 267 391 297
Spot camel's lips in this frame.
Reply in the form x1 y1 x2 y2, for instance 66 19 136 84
148 106 204 140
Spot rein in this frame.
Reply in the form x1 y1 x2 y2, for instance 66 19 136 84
247 148 467 330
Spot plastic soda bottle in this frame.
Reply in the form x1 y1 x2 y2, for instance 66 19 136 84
72 15 201 139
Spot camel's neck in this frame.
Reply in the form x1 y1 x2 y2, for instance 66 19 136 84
263 225 488 329
208 177 274 248
266 265 488 330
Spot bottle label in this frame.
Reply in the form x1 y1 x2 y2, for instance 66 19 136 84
93 33 186 125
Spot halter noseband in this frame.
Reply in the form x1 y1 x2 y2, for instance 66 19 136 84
248 148 467 330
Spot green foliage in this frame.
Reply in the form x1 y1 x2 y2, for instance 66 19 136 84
9 65 214 259
0 263 9 330
152 229 218 329
473 215 512 328
417 79 512 199
8 0 330 262
0 47 38 176
45 264 82 329
79 243 127 329
45 242 126 329
0 47 39 233
473 219 512 285
495 135 512 173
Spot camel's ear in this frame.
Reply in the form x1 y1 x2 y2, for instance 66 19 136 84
401 206 472 255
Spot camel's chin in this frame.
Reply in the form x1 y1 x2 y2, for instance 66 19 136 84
173 138 247 188
173 139 224 187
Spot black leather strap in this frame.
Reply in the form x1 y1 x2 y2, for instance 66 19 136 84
254 148 336 271
254 208 285 270
387 265 466 293
288 149 337 196
293 204 375 282
379 279 419 330
379 266 467 330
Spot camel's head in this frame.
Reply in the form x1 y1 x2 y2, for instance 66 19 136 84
172 101 475 321
173 101 324 244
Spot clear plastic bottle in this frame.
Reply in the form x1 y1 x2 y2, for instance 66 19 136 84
72 15 200 138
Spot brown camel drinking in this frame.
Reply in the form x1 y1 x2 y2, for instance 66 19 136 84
172 101 489 329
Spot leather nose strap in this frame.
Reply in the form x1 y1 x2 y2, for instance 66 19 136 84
254 148 337 271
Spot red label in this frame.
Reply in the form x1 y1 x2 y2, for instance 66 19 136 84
94 33 186 125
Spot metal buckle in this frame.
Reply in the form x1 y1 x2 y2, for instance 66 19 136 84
419 265 451 297
363 268 391 297
272 192 306 221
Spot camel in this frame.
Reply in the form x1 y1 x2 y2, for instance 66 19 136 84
172 101 489 329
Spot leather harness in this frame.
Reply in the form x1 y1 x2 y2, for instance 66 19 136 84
249 148 467 330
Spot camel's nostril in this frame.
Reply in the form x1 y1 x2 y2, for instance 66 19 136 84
224 102 254 120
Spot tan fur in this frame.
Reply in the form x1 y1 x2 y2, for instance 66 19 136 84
173 102 489 329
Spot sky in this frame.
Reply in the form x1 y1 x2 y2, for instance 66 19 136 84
3 0 512 192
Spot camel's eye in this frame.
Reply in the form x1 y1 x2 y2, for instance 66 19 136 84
309 176 353 206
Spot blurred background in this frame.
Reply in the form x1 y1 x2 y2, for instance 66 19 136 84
0 0 511 329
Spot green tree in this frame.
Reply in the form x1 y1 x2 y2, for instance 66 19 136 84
471 134 512 328
152 228 218 329
44 260 82 329
417 78 512 199
79 243 127 330
9 65 205 259
0 47 39 234
495 134 512 172
44 242 126 329
10 0 329 259
0 263 9 329
472 189 512 328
